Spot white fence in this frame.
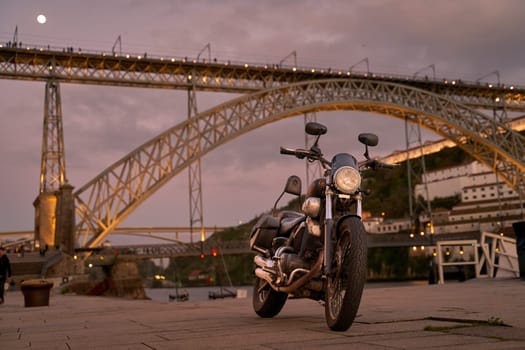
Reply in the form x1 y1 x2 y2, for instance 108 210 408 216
436 232 519 284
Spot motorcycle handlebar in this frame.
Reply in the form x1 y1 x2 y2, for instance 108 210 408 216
280 147 297 156
280 147 311 159
379 162 395 169
360 159 397 170
281 147 398 170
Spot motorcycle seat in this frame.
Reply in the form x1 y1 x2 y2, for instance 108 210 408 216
277 210 304 221
278 211 306 236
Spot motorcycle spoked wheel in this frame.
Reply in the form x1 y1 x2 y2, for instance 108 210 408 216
252 275 288 318
325 216 367 331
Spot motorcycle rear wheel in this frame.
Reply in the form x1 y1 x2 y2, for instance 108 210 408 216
252 275 288 318
325 216 367 331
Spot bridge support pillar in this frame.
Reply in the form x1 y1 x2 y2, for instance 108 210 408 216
33 183 75 254
33 79 70 253
33 192 57 251
56 182 76 254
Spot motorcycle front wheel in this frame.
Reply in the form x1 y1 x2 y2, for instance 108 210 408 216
325 216 367 331
252 275 288 318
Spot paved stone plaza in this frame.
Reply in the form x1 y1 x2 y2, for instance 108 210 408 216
1 278 524 349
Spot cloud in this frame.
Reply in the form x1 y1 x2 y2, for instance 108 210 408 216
0 0 523 235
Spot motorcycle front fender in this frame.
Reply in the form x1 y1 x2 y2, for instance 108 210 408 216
334 214 362 239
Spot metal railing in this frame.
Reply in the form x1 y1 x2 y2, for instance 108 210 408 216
436 239 479 284
478 232 519 279
436 232 519 284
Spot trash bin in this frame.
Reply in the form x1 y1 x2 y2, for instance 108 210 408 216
20 280 54 307
512 221 525 280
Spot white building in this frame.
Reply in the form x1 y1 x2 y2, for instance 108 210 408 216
414 162 490 200
366 160 524 235
417 161 524 235
369 115 525 235
363 216 411 235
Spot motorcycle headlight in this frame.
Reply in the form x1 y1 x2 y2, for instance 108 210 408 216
333 166 361 194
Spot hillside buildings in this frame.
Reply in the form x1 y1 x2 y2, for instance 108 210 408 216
364 160 524 236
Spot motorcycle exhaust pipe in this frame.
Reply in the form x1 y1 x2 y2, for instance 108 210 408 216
255 267 275 285
254 253 323 294
276 253 323 294
254 255 272 269
254 255 277 285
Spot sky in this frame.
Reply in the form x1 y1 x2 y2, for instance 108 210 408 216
1 0 524 243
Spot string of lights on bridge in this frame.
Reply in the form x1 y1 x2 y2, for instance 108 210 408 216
1 35 522 92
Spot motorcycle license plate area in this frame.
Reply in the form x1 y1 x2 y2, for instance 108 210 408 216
249 215 279 251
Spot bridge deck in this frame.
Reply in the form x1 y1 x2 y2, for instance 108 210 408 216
1 46 524 111
83 232 482 260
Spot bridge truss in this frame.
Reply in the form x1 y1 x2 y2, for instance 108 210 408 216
1 45 524 108
1 44 525 249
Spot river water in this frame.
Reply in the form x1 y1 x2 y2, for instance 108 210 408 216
145 280 428 303
145 286 252 302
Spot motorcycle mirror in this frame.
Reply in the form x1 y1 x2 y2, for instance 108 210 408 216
305 122 327 136
283 175 302 196
358 133 379 147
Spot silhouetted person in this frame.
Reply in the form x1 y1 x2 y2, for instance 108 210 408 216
40 244 49 257
0 246 12 304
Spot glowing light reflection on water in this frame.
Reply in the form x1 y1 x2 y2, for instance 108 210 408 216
145 281 428 302
145 286 251 302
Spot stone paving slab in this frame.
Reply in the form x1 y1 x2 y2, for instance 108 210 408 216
0 278 524 349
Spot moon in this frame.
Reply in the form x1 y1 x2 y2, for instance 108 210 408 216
37 14 47 24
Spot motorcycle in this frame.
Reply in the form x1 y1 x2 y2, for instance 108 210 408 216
249 121 393 331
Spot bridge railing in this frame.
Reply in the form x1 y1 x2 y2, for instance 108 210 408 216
106 239 251 260
2 40 522 91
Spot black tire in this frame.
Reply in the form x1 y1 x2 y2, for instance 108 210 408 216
252 275 288 318
325 217 367 331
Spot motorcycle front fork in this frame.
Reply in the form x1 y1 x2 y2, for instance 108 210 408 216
324 188 334 275
323 190 362 275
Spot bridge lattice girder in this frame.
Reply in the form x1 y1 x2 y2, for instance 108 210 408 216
1 47 525 111
106 231 479 259
74 78 525 248
110 240 249 260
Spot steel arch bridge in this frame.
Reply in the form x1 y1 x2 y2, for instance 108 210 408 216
2 44 525 251
76 78 525 248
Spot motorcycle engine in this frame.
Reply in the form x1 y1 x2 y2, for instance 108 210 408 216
278 251 311 274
